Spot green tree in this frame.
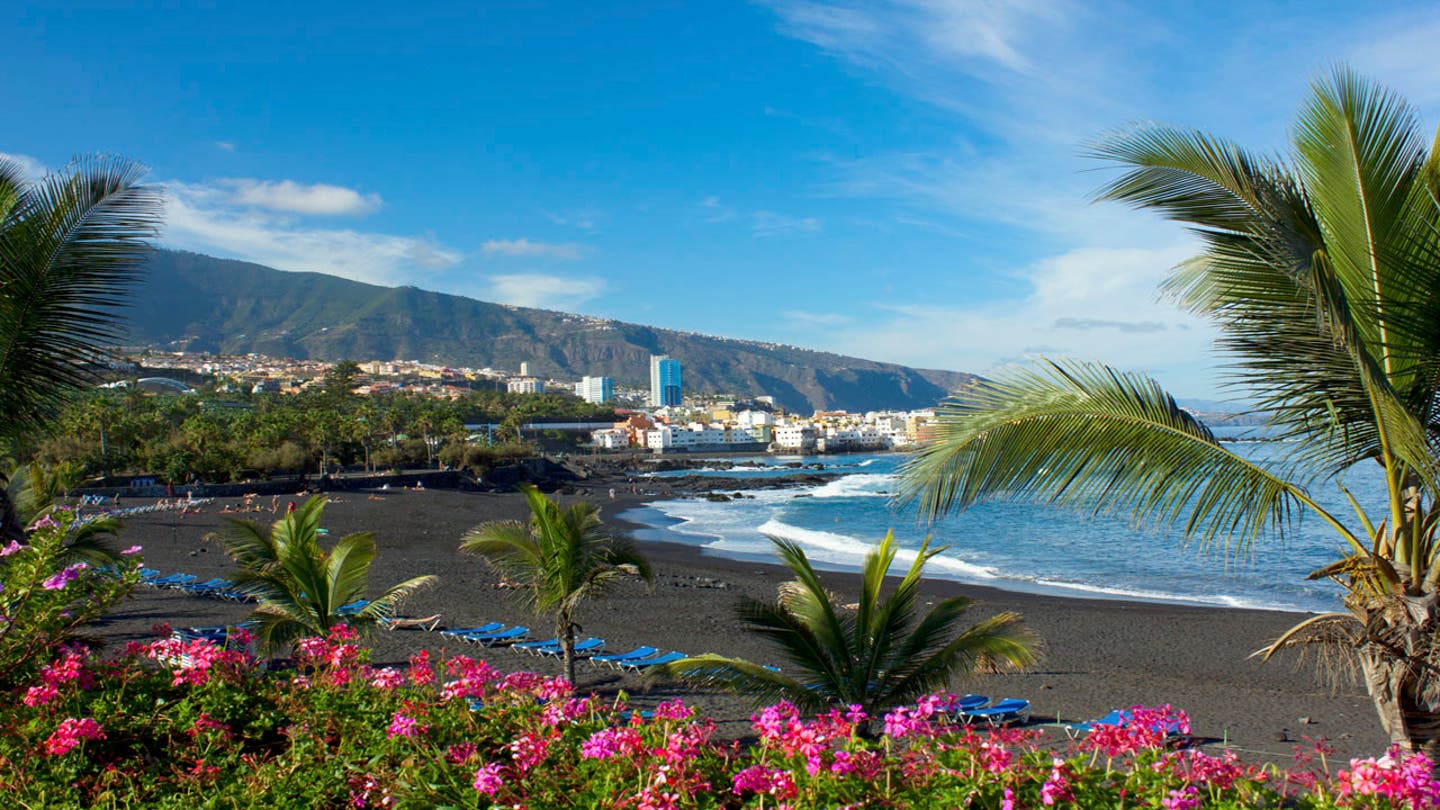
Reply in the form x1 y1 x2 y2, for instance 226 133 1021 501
662 533 1037 727
0 155 161 539
901 68 1440 756
460 484 651 685
217 497 437 650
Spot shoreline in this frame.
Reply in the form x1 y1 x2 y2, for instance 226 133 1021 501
93 486 1389 762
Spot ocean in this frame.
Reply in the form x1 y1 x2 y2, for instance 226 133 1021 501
619 429 1387 613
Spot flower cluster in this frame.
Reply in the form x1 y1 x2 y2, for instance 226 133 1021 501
145 635 251 686
23 647 93 706
41 562 88 591
1335 746 1440 808
44 717 105 756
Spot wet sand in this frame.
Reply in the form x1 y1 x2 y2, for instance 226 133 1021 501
91 487 1388 761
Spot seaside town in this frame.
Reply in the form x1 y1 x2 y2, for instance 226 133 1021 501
123 350 940 454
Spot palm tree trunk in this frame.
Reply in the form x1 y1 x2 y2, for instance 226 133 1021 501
0 477 26 544
559 614 577 686
1359 596 1440 765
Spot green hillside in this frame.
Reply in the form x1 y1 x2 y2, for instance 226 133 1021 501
123 250 977 413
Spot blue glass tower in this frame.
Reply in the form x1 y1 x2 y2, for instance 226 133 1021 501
649 355 682 407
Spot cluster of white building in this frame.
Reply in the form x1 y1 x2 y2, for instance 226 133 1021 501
590 408 936 454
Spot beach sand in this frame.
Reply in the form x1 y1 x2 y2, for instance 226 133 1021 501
92 487 1388 762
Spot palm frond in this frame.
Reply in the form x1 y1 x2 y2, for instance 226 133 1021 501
660 654 830 712
0 155 162 441
901 359 1360 553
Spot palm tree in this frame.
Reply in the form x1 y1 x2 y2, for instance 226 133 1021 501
0 155 161 541
661 532 1038 727
217 496 437 650
460 484 651 684
901 67 1440 756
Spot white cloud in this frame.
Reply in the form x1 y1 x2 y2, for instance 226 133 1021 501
481 238 587 260
0 151 48 181
214 141 236 152
485 273 607 310
220 178 382 216
163 181 459 286
700 195 735 222
811 242 1222 395
769 0 1066 77
542 208 602 232
753 210 823 236
783 310 853 327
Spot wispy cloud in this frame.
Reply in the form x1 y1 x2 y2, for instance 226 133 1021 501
699 195 735 222
163 181 459 286
485 273 606 310
810 243 1218 395
753 210 823 236
1350 12 1440 105
219 178 381 216
542 208 602 232
783 310 853 327
214 141 236 152
481 238 588 260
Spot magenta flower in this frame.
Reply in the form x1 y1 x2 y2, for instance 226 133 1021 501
0 540 21 557
472 762 505 796
27 514 59 532
44 717 105 756
120 544 143 555
386 711 424 739
42 562 87 590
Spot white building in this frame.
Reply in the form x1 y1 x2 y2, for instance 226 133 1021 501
590 428 630 449
736 409 775 428
507 377 544 394
575 376 614 404
773 424 816 451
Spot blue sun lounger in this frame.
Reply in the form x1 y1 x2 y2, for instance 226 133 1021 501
1065 709 1187 740
440 622 505 638
590 646 659 668
336 600 369 616
147 573 192 588
537 638 605 658
959 698 1031 726
617 651 688 672
946 694 990 718
512 637 560 653
460 626 529 646
180 578 232 594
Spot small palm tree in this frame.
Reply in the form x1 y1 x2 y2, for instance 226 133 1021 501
902 68 1440 757
0 155 161 541
460 484 651 685
661 532 1038 725
217 497 436 650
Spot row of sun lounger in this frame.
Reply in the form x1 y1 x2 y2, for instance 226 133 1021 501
138 569 255 602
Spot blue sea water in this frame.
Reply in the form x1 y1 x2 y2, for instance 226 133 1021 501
620 430 1388 613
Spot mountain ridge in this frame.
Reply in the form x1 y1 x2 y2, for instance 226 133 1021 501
121 249 979 413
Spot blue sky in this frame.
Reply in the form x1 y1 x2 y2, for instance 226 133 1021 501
6 1 1439 398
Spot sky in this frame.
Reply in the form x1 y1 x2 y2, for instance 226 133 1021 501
5 1 1440 399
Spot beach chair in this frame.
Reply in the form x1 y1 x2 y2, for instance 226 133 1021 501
179 578 232 594
380 614 443 631
1064 709 1128 739
161 574 199 589
469 626 529 646
440 622 504 639
959 698 1031 727
138 568 162 581
336 600 369 616
590 646 659 669
1064 709 1188 741
146 573 191 588
616 651 688 672
537 638 605 658
512 637 561 654
615 710 656 724
945 694 990 721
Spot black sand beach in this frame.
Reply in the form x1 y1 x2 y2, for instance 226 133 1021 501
92 486 1388 762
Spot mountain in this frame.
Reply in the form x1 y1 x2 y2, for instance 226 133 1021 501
121 250 979 413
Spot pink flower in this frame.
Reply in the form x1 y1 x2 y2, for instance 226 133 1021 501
446 742 477 764
369 667 404 690
655 699 693 721
732 765 797 799
0 540 23 556
23 683 59 707
386 711 425 739
27 514 59 532
44 717 105 756
1162 786 1201 810
473 762 505 796
582 727 645 760
121 545 143 555
408 650 434 686
42 562 87 590
509 729 556 773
